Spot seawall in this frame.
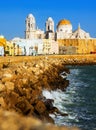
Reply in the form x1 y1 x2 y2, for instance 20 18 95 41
0 54 96 66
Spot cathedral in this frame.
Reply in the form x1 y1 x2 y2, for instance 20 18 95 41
24 13 95 55
25 13 91 40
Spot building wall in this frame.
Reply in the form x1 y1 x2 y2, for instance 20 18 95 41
5 41 21 56
42 39 58 54
0 47 4 56
58 39 96 54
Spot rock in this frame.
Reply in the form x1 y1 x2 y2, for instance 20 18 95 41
44 99 54 110
22 78 28 85
3 91 19 109
15 97 34 115
5 81 14 91
1 70 13 83
35 100 46 114
0 97 6 108
0 84 5 92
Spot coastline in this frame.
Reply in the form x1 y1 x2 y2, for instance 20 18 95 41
0 54 95 130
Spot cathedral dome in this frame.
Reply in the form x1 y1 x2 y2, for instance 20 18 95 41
57 19 72 38
28 14 34 18
26 13 36 24
58 19 71 26
48 17 53 21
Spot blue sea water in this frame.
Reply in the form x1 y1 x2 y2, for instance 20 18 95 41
43 65 96 130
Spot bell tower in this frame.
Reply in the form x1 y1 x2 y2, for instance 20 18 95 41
45 17 54 32
25 14 36 39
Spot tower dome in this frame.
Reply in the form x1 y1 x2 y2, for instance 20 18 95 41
28 13 34 18
48 17 53 21
26 13 35 23
58 19 71 26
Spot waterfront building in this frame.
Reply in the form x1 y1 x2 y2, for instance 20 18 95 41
58 39 95 54
4 40 22 56
56 20 95 54
11 37 58 55
11 38 42 55
42 39 58 54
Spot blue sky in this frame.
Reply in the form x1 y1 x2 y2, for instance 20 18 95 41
0 0 96 40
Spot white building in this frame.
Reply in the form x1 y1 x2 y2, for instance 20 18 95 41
12 37 43 55
11 36 59 55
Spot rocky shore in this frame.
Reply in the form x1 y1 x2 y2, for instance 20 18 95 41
1 54 95 130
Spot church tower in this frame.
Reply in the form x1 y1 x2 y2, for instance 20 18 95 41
45 17 55 39
25 14 36 39
45 17 54 32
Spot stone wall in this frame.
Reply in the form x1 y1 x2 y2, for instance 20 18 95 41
58 39 96 54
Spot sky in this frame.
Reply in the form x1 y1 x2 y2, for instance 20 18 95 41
0 0 96 40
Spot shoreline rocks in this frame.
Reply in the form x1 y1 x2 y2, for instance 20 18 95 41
0 56 81 129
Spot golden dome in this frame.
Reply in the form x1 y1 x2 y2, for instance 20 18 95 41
58 19 71 26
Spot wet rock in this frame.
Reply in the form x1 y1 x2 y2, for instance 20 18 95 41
44 99 54 110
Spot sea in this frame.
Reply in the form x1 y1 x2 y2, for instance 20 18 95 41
43 65 96 130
